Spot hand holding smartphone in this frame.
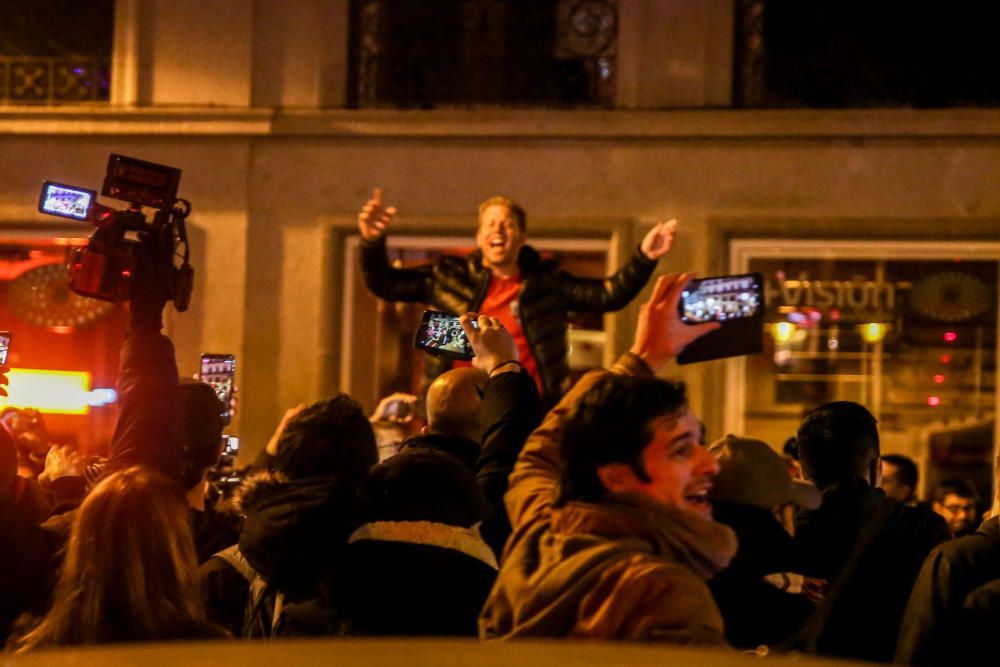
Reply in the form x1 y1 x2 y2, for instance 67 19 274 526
414 311 478 361
199 353 236 424
0 331 11 366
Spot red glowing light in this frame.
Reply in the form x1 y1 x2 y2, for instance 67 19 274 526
927 396 941 407
940 354 951 364
933 374 945 384
943 332 958 343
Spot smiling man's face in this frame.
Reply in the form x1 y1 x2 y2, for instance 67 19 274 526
476 204 525 273
605 409 720 519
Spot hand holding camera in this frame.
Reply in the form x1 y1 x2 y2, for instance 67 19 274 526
38 154 194 314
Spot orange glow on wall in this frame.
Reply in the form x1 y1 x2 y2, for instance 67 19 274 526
1 369 94 415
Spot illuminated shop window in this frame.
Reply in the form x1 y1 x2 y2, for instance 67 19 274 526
734 248 998 502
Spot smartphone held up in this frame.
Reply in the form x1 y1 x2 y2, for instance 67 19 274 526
676 273 765 364
0 331 10 366
199 353 236 425
413 310 478 361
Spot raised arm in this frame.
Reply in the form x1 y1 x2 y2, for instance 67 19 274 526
560 220 676 312
103 230 183 480
460 313 544 557
505 272 719 533
358 188 434 303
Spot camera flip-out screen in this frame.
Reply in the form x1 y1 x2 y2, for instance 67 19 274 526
38 181 97 221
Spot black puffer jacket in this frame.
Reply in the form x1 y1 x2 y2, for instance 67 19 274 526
361 238 657 402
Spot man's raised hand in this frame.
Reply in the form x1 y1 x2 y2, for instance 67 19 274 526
630 273 720 372
640 219 678 261
358 187 398 241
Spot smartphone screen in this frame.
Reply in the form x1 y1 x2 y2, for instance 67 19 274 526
199 354 236 425
679 273 763 324
0 331 10 366
413 311 477 361
222 435 239 457
383 399 411 420
38 181 97 221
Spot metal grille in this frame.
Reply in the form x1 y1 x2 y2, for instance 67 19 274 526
349 0 618 109
735 0 1000 108
0 56 110 104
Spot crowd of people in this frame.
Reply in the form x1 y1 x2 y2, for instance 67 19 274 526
2 198 1000 666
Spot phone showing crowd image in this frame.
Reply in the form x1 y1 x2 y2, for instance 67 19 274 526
199 354 236 425
413 310 477 361
676 273 765 365
0 331 11 366
38 181 97 221
679 273 763 324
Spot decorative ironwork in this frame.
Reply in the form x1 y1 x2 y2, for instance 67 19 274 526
0 56 110 104
735 1 1000 108
8 262 114 331
733 0 766 108
349 0 618 108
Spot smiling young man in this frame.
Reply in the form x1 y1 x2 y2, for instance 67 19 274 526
358 190 676 404
478 273 737 644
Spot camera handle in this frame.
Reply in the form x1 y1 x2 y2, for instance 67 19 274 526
170 199 194 312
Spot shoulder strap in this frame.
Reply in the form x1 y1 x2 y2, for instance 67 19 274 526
211 544 255 582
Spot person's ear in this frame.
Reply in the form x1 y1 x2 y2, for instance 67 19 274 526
420 424 428 435
597 463 638 494
869 457 881 487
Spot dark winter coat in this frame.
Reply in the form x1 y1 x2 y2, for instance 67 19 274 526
895 516 1000 666
360 238 657 403
337 521 498 636
793 479 950 663
709 502 815 650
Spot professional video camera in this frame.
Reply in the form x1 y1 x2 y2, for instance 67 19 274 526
37 154 194 311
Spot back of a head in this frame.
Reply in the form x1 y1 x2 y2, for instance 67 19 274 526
797 401 880 489
400 433 480 471
178 379 225 490
426 368 488 443
274 394 377 482
15 466 208 649
355 449 489 528
558 375 687 505
882 454 918 490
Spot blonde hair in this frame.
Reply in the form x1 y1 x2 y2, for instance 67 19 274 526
478 195 526 232
13 466 221 650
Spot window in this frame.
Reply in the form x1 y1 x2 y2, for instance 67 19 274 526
0 0 113 104
735 0 1000 108
349 0 618 108
729 240 1000 502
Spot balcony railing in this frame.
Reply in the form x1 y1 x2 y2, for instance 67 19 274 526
0 56 110 105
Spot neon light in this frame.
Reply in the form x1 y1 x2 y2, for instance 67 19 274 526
944 332 958 343
1 369 94 415
933 374 945 385
927 396 941 407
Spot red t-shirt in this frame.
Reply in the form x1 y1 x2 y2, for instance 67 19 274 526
455 274 543 393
